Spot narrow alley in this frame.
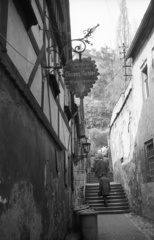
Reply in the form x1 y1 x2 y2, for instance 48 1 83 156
68 176 154 240
68 171 154 240
67 177 154 240
98 214 154 240
0 0 154 240
85 171 154 240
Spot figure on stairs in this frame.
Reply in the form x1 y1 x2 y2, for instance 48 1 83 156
99 174 110 207
94 157 110 207
90 154 95 172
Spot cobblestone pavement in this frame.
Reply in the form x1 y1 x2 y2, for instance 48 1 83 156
98 213 154 240
125 213 154 240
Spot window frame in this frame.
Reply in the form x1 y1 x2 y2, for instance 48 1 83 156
13 0 38 31
142 64 149 99
144 139 154 182
152 47 154 68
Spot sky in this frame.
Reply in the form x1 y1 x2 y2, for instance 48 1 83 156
69 0 151 50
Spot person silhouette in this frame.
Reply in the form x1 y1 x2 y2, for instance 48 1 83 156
95 158 110 206
99 174 110 207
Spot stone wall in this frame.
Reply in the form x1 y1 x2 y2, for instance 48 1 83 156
110 35 154 220
141 183 154 220
0 65 73 239
114 158 142 214
110 82 149 217
73 159 87 206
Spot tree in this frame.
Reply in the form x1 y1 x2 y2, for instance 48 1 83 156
84 47 125 131
116 0 130 48
89 128 109 150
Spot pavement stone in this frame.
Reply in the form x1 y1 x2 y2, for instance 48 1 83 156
125 213 154 240
98 214 151 240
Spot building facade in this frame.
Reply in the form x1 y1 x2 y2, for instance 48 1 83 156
110 0 154 221
0 0 80 239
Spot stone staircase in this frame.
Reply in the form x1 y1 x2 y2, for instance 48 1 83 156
87 171 114 183
85 172 130 214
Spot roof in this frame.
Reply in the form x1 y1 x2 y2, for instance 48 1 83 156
126 0 154 61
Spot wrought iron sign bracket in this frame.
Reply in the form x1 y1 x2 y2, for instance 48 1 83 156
43 24 99 63
71 24 99 55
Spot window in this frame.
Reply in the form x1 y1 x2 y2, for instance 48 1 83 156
48 74 60 98
64 151 68 187
142 64 149 99
13 0 37 30
152 47 154 68
144 139 154 182
55 150 60 173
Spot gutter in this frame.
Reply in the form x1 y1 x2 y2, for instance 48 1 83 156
126 0 154 60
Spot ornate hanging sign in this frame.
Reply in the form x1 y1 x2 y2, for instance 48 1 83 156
63 57 99 98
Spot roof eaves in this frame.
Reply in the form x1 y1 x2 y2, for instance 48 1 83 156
126 0 154 61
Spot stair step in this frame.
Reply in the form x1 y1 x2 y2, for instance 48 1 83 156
86 199 128 203
87 172 114 184
86 184 123 188
86 189 125 193
86 200 129 205
88 178 99 180
86 198 127 203
86 194 127 198
88 204 129 209
86 194 125 198
85 181 130 214
86 188 125 191
86 184 123 187
98 209 130 214
89 181 99 183
86 192 126 197
86 192 125 196
86 189 124 193
88 205 129 210
88 201 129 207
86 183 122 187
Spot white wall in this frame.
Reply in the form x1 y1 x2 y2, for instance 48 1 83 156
6 0 71 152
7 0 37 83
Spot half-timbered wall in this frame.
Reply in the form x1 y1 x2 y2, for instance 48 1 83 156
6 0 71 147
0 0 75 239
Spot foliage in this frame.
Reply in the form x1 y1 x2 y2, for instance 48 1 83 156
116 0 130 48
83 47 126 131
81 1 138 149
89 128 109 151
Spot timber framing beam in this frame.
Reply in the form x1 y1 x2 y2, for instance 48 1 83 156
28 45 44 87
0 52 67 151
0 0 9 50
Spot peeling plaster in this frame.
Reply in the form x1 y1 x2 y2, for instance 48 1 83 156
0 181 42 240
0 64 72 239
114 159 142 214
0 196 7 204
141 183 154 221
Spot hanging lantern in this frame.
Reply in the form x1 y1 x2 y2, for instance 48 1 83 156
82 142 91 154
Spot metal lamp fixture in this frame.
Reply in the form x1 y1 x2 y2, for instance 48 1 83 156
82 142 91 154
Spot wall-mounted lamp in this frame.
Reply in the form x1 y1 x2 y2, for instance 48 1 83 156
82 142 91 154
